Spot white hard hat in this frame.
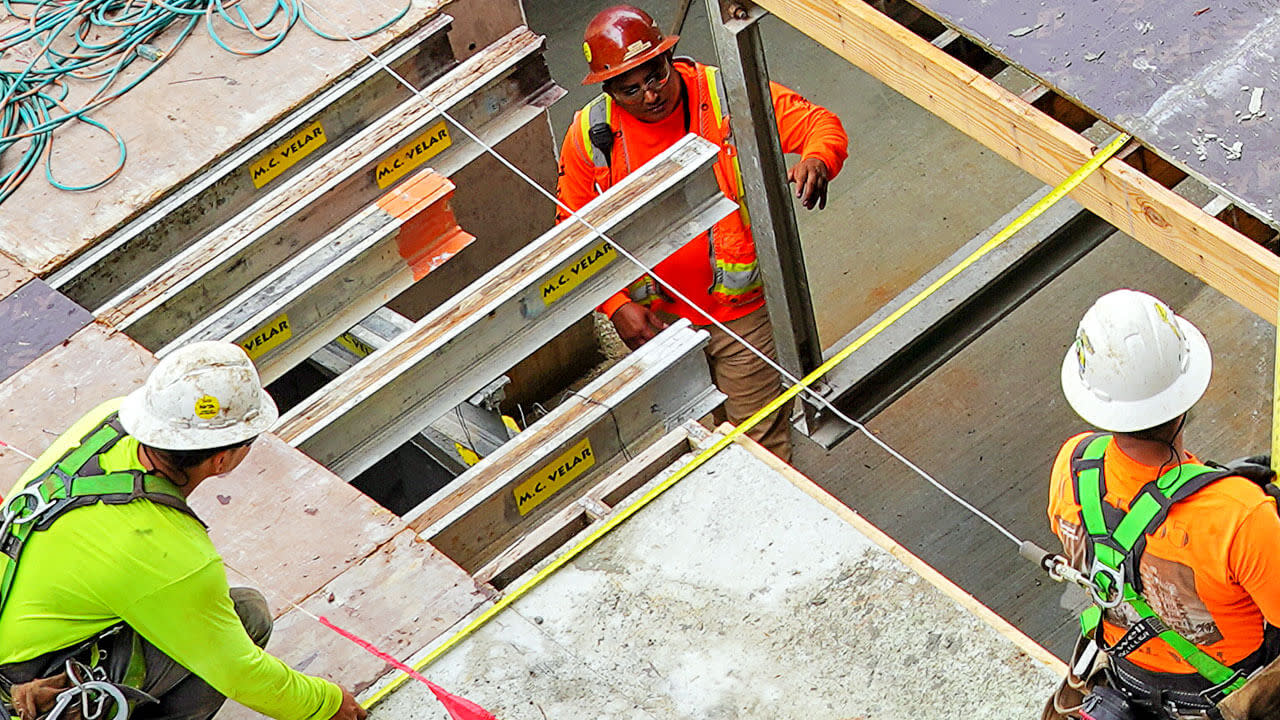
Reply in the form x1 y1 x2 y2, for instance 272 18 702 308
120 341 279 450
1060 289 1211 433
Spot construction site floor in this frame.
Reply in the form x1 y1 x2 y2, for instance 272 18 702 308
794 233 1275 660
370 437 1060 720
526 0 1278 664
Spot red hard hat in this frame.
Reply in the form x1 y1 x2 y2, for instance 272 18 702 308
581 5 679 85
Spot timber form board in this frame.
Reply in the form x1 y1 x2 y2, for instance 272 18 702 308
900 0 1280 230
753 0 1280 323
0 284 490 707
0 1 447 275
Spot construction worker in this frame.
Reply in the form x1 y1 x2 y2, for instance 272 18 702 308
1044 289 1280 720
0 342 365 720
556 4 848 462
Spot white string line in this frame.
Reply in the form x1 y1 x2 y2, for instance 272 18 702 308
296 0 1024 547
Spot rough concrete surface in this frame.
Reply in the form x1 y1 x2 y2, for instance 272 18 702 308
372 443 1059 719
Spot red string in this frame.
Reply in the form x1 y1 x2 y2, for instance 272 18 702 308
318 616 497 720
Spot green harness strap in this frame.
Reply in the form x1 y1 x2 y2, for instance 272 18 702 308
0 414 198 618
1071 433 1246 698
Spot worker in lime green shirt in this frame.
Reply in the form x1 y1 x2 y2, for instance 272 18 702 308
0 342 365 720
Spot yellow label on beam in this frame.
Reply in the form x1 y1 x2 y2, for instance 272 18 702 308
513 437 595 515
238 313 292 360
375 121 452 189
540 241 617 306
336 332 376 358
249 122 326 189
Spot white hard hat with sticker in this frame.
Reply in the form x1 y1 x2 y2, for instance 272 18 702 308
120 341 278 450
1061 289 1211 432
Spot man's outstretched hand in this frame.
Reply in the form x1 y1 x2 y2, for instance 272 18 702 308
610 301 668 350
786 157 830 210
329 687 368 720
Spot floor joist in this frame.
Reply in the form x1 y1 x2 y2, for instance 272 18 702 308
273 135 737 480
47 14 457 309
158 170 471 384
754 0 1280 322
94 26 560 339
409 321 723 574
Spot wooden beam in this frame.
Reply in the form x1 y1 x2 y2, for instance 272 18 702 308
755 0 1280 321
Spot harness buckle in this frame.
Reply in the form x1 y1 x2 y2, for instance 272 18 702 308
1088 556 1126 609
0 487 59 543
1198 669 1248 707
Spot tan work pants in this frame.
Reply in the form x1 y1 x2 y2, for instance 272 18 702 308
699 306 793 462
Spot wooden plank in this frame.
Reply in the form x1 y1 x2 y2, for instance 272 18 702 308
755 0 1280 322
0 1 446 274
0 323 152 489
236 530 488 701
0 280 93 384
187 434 406 618
0 252 33 299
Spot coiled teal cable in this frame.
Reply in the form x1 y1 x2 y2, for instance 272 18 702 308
0 0 411 204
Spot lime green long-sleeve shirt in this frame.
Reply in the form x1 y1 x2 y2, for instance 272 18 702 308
0 399 341 720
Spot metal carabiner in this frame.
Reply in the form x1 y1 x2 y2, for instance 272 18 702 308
0 486 57 542
46 681 128 720
1087 557 1126 609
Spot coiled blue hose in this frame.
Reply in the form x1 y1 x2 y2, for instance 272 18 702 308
0 0 410 204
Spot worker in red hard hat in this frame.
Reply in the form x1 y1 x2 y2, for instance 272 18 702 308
556 4 848 462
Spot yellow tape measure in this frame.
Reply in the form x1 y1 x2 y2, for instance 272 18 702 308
360 133 1133 709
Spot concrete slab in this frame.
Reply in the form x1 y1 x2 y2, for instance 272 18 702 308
371 440 1060 719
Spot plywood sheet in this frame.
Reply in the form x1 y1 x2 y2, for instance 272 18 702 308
262 530 487 692
0 322 154 488
0 0 444 274
911 0 1280 226
189 435 406 616
0 280 93 384
372 441 1060 720
0 251 33 298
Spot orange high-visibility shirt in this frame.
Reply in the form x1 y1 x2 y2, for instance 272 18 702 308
556 62 848 325
1047 432 1280 673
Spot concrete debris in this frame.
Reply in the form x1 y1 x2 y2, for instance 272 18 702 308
1134 20 1153 34
1008 23 1044 37
1084 51 1105 62
1249 87 1265 115
1219 139 1244 160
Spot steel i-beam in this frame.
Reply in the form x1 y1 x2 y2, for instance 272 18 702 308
273 135 737 479
706 0 823 380
95 27 562 345
157 169 471 384
48 15 457 309
407 320 723 573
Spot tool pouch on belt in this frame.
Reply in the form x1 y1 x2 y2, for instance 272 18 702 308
1216 654 1280 720
0 625 153 720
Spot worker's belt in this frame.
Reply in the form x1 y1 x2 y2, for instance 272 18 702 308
1105 625 1280 715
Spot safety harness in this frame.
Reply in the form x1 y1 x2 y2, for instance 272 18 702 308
0 413 201 617
1070 432 1249 706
